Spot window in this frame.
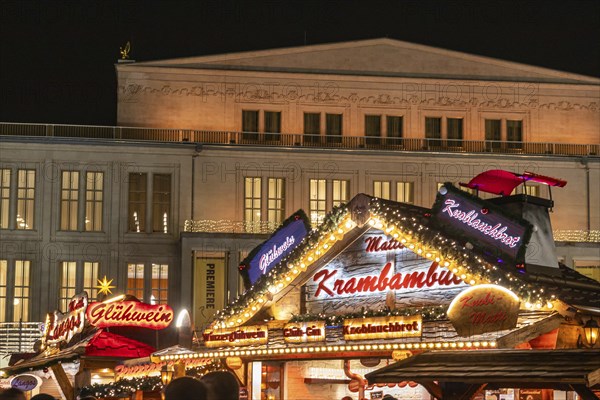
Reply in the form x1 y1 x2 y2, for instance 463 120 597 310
386 116 403 145
309 179 327 225
332 180 349 207
397 182 414 204
0 169 10 229
507 120 523 149
264 111 281 141
267 178 285 225
373 181 391 200
60 171 79 231
13 261 30 321
128 173 147 232
152 174 171 233
16 170 35 230
304 113 321 144
59 261 77 311
447 118 463 146
365 115 381 145
82 262 99 300
485 119 501 148
85 172 103 231
151 263 169 304
244 177 262 232
523 185 539 196
242 110 259 140
127 263 145 300
326 114 343 144
0 260 6 321
425 117 442 147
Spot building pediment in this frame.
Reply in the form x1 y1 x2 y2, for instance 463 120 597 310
131 38 600 84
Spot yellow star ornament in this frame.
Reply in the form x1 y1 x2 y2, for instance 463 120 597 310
96 276 116 296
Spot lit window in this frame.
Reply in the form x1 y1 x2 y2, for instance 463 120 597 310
267 178 285 225
128 173 147 232
397 182 414 204
524 185 539 197
152 174 171 233
332 180 349 207
16 170 35 230
83 262 99 301
309 179 327 225
373 181 391 200
59 261 77 311
151 264 169 304
60 171 79 231
244 177 262 232
0 169 10 229
85 172 103 231
0 260 6 321
127 263 145 301
13 261 30 321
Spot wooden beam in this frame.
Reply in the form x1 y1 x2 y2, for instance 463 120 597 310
569 384 598 400
51 364 74 400
496 313 563 348
419 380 442 400
440 382 488 400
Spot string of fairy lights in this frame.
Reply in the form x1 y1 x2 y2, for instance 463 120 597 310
209 196 555 332
289 305 450 325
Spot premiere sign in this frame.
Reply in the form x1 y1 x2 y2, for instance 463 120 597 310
447 284 520 336
283 321 326 343
433 184 530 259
343 315 422 341
86 300 174 330
203 325 268 348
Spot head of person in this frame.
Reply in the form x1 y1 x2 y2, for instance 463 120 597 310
163 376 207 400
31 395 56 400
201 371 240 400
0 388 26 400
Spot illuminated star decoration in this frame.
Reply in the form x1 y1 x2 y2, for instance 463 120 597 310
96 276 116 296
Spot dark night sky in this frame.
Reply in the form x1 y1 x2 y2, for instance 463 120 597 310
1 0 599 126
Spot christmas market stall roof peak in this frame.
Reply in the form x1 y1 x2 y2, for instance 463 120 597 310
208 186 600 331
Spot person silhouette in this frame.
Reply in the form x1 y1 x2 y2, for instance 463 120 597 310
163 376 208 400
201 371 240 400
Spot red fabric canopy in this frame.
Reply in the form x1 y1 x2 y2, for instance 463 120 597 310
85 330 155 358
460 170 567 196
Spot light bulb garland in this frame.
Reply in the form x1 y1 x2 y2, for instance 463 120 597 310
209 204 351 329
369 198 553 308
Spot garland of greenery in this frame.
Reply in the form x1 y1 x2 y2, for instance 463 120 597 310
289 305 449 326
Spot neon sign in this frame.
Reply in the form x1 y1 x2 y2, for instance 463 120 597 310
241 213 309 287
432 185 530 259
86 301 174 330
283 321 325 343
43 292 88 345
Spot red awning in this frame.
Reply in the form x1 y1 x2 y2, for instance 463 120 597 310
85 330 155 358
460 170 567 196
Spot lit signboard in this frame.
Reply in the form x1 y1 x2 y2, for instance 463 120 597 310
283 321 326 343
240 211 310 287
86 300 174 330
447 284 520 336
43 292 88 346
203 324 268 348
432 184 531 259
343 315 422 341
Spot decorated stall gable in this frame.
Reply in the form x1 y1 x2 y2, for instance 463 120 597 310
431 183 532 260
305 230 467 315
447 284 520 336
86 300 174 330
240 210 310 288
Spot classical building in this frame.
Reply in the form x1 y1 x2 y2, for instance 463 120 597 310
0 39 599 359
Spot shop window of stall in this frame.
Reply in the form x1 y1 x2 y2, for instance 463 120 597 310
252 361 283 400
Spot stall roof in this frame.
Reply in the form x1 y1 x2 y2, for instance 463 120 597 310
365 349 600 388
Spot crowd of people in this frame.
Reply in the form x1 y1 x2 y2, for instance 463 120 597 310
0 370 240 400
